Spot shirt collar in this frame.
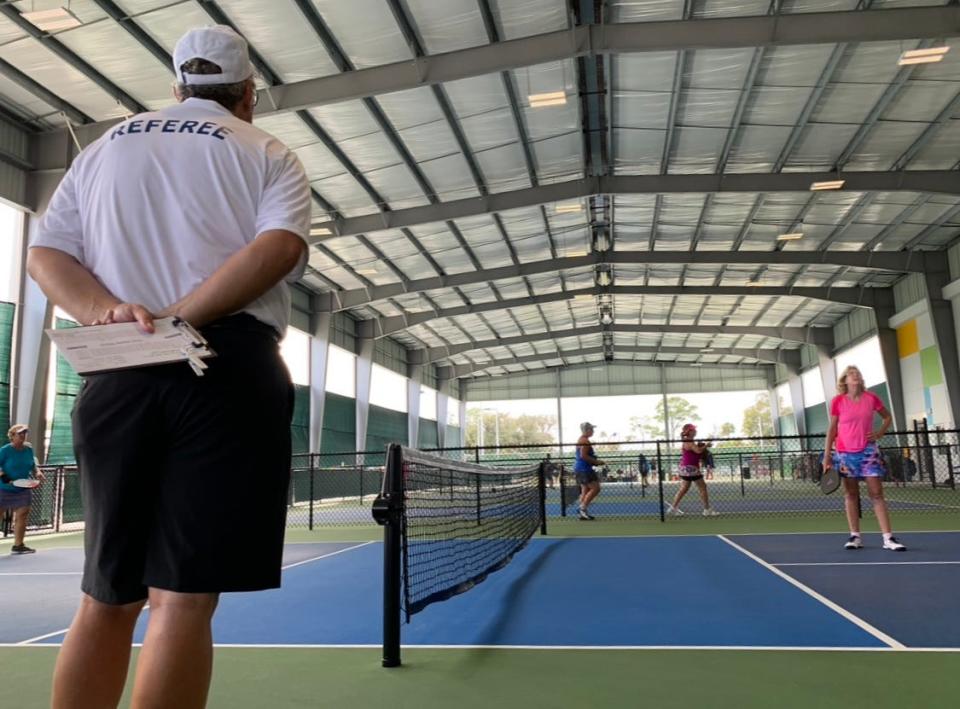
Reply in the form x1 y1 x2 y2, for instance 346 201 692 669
180 97 236 118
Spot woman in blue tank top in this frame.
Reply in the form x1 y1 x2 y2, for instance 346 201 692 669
573 422 604 520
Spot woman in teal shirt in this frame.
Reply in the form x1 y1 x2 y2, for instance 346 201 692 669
0 424 45 554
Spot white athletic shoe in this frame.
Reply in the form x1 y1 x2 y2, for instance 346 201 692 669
844 535 863 550
667 504 684 516
883 536 906 552
702 508 719 517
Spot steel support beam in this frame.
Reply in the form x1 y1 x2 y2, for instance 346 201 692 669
436 345 800 379
301 172 960 240
924 270 960 427
241 7 959 117
318 254 917 311
0 56 89 126
34 6 960 161
353 284 893 338
0 4 146 117
409 324 832 365
874 304 907 431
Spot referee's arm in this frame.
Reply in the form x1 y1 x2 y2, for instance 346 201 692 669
159 229 306 328
27 247 128 326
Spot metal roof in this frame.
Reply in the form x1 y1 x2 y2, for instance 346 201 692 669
10 0 960 383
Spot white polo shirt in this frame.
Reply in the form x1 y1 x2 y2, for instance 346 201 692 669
33 97 312 335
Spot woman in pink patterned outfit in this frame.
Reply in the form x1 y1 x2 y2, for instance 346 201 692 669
823 365 905 551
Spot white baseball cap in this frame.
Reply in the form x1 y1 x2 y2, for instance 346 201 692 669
173 25 255 85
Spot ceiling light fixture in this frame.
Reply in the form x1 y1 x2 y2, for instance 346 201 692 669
599 306 615 325
355 268 378 275
528 91 567 108
554 203 582 214
309 226 332 236
593 230 611 252
897 46 949 66
810 180 845 191
595 265 614 287
776 232 804 241
23 6 82 31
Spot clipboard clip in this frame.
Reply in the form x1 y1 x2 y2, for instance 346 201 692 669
173 318 213 377
172 317 209 348
181 344 210 377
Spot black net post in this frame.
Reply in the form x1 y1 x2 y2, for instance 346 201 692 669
538 462 548 536
947 445 956 490
476 475 482 526
559 465 568 517
656 441 665 522
372 443 404 668
739 453 745 497
54 467 64 533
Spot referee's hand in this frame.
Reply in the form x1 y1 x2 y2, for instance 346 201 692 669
93 304 155 333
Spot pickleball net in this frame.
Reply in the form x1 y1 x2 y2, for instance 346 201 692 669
373 444 547 666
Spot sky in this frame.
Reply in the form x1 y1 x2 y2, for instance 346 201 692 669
467 390 769 445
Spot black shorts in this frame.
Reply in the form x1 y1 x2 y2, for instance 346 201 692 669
575 470 599 485
72 315 294 605
679 464 703 482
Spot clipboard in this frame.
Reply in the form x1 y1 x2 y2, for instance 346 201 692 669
46 317 216 377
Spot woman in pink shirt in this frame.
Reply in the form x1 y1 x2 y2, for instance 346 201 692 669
667 423 718 517
823 365 905 551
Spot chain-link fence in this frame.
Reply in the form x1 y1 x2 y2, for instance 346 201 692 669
1 466 84 538
9 429 958 539
287 452 387 528
434 428 960 521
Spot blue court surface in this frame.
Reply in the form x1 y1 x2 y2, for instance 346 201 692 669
2 533 958 651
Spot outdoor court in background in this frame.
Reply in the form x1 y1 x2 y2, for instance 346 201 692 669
1 514 958 708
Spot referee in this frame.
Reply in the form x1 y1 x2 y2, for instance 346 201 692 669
28 26 310 709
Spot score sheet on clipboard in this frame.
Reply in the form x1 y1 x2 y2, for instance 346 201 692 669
46 317 216 377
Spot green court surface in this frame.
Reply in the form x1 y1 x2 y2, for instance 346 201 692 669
2 646 957 709
9 512 958 549
4 514 959 708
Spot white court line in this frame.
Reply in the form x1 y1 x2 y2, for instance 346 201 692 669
724 529 960 537
13 543 373 646
775 561 960 567
281 541 374 571
207 644 960 652
717 534 904 649
0 572 81 576
536 529 960 542
16 627 72 645
0 531 84 546
2 643 958 652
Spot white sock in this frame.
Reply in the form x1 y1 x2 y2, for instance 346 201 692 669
883 533 894 541
849 532 861 538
